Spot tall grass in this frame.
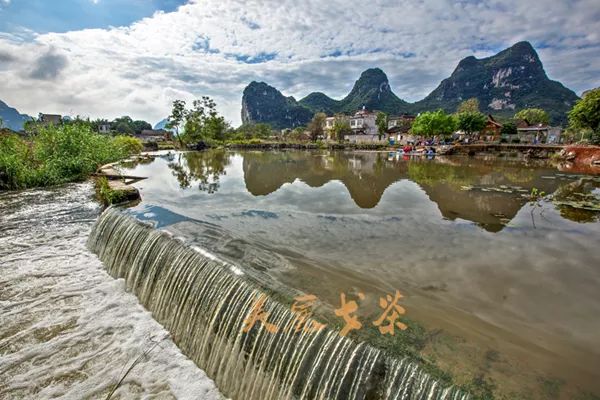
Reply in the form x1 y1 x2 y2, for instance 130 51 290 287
0 123 141 190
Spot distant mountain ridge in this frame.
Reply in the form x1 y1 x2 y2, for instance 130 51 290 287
413 41 579 123
299 68 410 116
241 42 579 128
154 118 169 130
0 100 32 131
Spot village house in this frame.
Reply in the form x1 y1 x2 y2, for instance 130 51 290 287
135 129 172 143
515 120 562 144
387 115 416 145
98 123 111 134
480 115 503 141
323 108 382 143
39 114 62 126
323 115 343 140
349 108 377 135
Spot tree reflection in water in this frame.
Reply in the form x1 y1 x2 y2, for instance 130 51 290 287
168 150 231 193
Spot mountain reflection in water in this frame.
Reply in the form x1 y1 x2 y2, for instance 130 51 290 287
161 150 597 232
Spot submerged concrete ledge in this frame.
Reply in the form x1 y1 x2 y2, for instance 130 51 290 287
87 208 470 400
93 155 152 204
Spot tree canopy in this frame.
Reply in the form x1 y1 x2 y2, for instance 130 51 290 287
515 108 549 125
456 98 480 113
233 123 273 140
308 112 326 142
376 112 388 140
456 111 486 135
500 122 518 136
331 114 352 142
167 97 230 145
411 110 457 137
568 88 600 144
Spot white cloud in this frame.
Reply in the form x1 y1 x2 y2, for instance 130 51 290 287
0 0 598 126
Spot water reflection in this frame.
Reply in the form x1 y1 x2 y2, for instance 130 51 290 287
240 151 596 231
167 150 231 193
242 151 402 208
158 150 599 232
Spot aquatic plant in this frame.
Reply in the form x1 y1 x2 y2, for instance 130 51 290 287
95 176 129 206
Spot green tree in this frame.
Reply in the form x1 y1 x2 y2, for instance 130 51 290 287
308 112 326 142
166 100 186 147
411 110 457 137
457 111 487 135
515 108 549 125
457 98 480 113
23 120 38 135
376 112 388 140
287 127 307 141
568 88 600 144
500 121 518 136
234 123 273 140
182 96 229 143
331 115 352 142
111 116 135 135
113 135 143 155
132 120 152 134
89 118 110 133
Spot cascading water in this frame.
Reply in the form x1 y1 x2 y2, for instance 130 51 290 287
88 208 470 400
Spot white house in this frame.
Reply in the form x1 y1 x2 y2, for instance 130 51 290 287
349 107 377 136
344 107 383 143
99 124 111 134
323 107 386 143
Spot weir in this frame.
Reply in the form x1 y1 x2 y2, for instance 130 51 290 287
87 208 469 400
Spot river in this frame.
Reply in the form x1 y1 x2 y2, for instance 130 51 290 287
117 150 600 400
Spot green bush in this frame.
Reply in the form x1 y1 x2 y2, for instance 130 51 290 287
0 123 128 190
113 135 143 155
0 133 36 189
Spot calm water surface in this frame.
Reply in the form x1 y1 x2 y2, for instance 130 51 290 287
122 150 600 400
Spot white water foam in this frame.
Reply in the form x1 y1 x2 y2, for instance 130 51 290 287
0 183 223 399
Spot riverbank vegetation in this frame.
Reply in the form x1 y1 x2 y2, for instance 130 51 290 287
95 176 129 206
567 88 600 145
0 123 142 190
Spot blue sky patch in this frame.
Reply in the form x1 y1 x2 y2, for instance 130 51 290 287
0 0 186 34
230 52 277 64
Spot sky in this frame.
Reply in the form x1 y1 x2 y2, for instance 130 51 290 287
0 0 598 127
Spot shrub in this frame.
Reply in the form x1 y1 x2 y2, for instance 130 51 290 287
0 123 128 190
113 135 143 156
33 123 124 185
0 133 36 189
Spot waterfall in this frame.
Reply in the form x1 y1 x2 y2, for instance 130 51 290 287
88 208 469 400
